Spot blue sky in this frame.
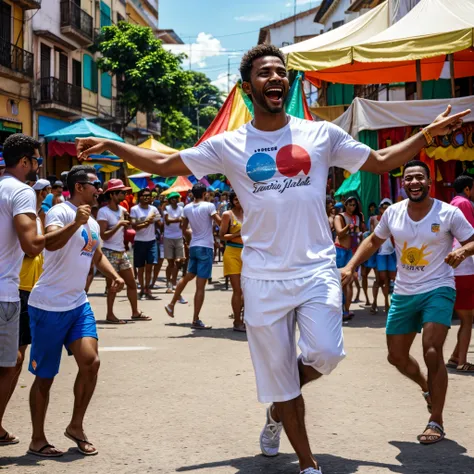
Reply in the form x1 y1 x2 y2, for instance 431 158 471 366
160 0 321 92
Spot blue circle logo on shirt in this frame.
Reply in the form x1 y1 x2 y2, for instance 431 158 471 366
246 153 276 182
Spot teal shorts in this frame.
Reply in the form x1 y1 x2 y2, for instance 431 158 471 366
386 287 456 335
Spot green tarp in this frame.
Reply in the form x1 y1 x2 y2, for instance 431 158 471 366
44 118 124 143
335 130 380 219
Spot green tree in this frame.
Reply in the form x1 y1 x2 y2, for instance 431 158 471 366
159 109 196 149
96 22 193 136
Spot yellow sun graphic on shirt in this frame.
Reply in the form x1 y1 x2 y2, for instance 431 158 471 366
400 242 432 266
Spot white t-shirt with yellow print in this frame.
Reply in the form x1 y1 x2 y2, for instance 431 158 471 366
375 199 474 296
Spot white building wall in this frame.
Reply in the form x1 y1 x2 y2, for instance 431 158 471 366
269 14 322 47
321 0 351 32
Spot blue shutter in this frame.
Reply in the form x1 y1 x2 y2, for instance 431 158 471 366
91 61 98 93
83 54 92 90
101 71 112 99
100 2 112 27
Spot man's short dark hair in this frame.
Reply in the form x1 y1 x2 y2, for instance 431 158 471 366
137 188 151 199
3 133 40 168
192 183 207 199
67 165 96 196
239 44 285 83
403 160 431 179
454 174 474 194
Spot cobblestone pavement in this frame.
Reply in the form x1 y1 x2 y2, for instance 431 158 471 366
1 267 473 474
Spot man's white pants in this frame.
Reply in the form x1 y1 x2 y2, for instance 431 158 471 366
242 268 345 403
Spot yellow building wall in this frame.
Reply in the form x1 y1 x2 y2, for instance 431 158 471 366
0 86 32 136
126 3 147 27
5 1 24 48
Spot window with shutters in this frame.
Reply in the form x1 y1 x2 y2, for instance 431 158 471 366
101 71 112 99
100 1 111 28
83 54 98 93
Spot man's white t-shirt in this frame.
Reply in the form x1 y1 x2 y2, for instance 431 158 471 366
29 202 100 311
374 199 474 296
97 205 127 252
0 175 37 302
164 204 184 239
183 201 217 249
180 117 371 280
130 204 160 242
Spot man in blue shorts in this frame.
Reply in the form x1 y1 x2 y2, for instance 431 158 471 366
27 166 124 457
341 160 474 445
165 183 221 329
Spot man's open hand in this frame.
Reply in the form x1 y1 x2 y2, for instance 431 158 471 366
76 137 109 160
427 105 471 137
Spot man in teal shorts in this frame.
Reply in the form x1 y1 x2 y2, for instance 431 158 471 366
341 160 474 446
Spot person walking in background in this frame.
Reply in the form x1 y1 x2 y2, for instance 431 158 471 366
220 192 245 332
447 175 474 372
97 180 151 323
163 192 185 292
165 183 221 329
0 134 44 448
130 189 160 300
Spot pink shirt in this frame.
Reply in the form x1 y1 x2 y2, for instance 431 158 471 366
450 195 474 227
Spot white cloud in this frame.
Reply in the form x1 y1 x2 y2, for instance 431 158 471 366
234 14 268 22
212 72 239 95
163 32 225 68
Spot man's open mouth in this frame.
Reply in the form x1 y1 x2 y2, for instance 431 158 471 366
409 186 422 196
264 86 283 103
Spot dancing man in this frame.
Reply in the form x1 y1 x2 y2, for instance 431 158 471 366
76 45 469 474
341 161 474 445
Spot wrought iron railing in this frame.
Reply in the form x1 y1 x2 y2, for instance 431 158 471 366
39 77 81 110
0 37 33 77
60 0 93 41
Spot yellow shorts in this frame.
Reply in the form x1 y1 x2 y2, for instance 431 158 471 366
223 245 242 276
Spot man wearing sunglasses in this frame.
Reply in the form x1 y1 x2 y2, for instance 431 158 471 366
0 133 44 448
27 165 124 457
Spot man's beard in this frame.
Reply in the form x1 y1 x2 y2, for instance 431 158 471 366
250 86 285 114
407 186 429 203
26 170 38 182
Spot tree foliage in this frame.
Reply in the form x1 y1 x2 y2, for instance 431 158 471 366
159 109 196 149
96 23 193 134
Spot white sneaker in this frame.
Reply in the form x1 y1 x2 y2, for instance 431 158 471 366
259 405 282 457
300 468 322 474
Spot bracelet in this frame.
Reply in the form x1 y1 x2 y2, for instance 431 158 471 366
421 127 434 146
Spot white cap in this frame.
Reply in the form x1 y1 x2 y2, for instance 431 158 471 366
379 198 393 207
33 179 51 191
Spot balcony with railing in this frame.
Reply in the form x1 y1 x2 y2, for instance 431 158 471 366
16 0 41 9
37 77 82 115
0 37 34 82
60 0 93 46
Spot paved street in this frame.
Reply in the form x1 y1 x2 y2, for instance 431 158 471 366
1 265 473 474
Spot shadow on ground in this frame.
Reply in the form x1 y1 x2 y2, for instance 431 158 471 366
165 322 248 342
0 448 86 468
175 439 474 474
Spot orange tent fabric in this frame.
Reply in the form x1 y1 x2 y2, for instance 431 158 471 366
162 176 193 195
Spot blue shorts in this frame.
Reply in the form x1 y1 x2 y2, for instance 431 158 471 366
386 287 456 335
28 302 98 378
336 246 352 269
134 240 158 267
377 252 397 272
364 252 378 269
188 246 213 279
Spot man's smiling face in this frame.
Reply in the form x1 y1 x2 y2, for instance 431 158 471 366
244 56 289 114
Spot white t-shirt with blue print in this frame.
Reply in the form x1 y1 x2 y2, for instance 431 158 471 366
29 202 100 311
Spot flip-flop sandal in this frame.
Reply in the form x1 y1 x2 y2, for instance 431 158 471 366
64 431 98 456
446 359 458 369
144 293 159 300
165 305 174 318
27 443 63 457
0 431 19 446
457 362 474 372
166 288 173 294
233 323 246 332
417 421 445 445
192 319 212 330
131 312 152 321
370 307 379 315
104 319 127 325
422 391 432 414
178 296 188 304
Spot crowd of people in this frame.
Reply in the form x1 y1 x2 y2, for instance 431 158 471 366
1 43 472 474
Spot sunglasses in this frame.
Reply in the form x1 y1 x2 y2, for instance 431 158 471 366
79 180 101 190
27 156 43 166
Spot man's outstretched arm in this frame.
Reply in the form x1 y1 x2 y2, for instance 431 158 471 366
340 233 385 287
76 139 190 177
362 105 470 174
